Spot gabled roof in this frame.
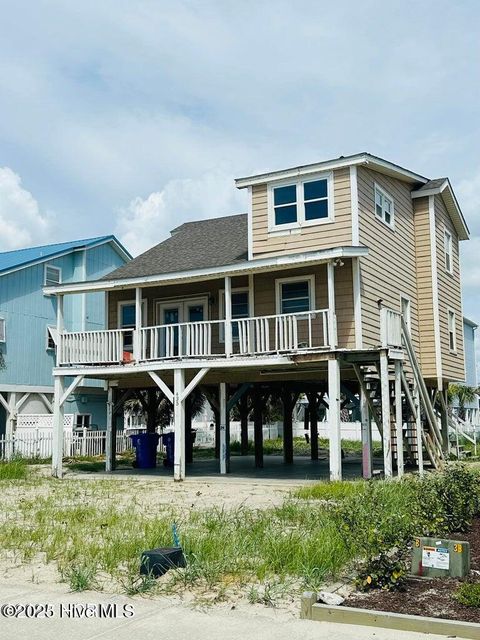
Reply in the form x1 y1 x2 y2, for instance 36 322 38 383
411 178 469 240
103 214 248 281
235 152 429 188
0 235 131 276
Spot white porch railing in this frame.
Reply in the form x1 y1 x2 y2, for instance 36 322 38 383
141 309 331 361
57 309 334 366
380 307 403 348
59 329 131 365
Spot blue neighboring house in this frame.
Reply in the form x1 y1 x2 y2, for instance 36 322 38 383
459 317 479 423
0 236 131 437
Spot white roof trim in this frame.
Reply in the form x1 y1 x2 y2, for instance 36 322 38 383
412 179 469 240
235 153 428 189
44 246 369 295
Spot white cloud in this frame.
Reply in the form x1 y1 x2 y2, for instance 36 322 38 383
116 170 246 256
0 167 50 250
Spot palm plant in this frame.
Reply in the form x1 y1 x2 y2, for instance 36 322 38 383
448 383 479 421
124 387 207 432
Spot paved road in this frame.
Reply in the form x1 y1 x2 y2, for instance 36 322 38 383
0 581 447 640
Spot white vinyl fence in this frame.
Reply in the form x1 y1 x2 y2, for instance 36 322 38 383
0 429 134 461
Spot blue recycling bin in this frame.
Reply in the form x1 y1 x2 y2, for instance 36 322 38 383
130 432 160 469
162 432 175 468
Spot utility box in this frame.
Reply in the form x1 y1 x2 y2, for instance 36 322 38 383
411 537 470 578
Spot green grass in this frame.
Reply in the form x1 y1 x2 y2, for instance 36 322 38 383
0 464 478 599
455 582 480 607
0 458 29 480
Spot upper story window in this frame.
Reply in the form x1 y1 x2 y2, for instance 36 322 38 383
269 173 333 231
448 309 457 352
444 229 453 274
44 264 62 287
0 317 5 343
374 183 394 229
275 276 315 314
46 326 57 350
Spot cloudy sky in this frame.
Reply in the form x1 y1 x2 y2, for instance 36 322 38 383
0 1 479 319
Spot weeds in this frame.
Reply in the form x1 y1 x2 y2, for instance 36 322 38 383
61 563 98 592
0 458 29 480
455 582 480 607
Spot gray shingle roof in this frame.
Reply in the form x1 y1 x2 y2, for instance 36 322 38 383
104 213 248 280
414 178 447 192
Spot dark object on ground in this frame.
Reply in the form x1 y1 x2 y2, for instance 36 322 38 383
140 547 186 578
130 432 160 468
162 431 175 467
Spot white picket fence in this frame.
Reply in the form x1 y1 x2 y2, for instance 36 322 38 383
0 429 134 460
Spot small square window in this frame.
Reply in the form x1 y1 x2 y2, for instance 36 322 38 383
279 280 311 314
273 184 298 226
44 265 61 287
75 414 91 429
0 317 5 343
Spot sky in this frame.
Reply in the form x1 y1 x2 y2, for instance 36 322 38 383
0 1 479 324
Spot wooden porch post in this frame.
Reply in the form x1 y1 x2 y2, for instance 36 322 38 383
185 397 193 464
328 356 342 481
327 261 337 348
307 391 319 461
414 384 425 476
134 286 142 361
173 368 186 481
282 387 294 464
52 376 65 478
240 392 249 455
105 385 115 472
439 387 449 453
5 392 16 460
394 360 404 477
224 276 233 357
360 386 373 479
253 387 263 468
380 349 393 478
219 382 230 474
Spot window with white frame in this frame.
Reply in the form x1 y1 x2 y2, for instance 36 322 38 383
46 326 57 350
276 276 315 314
44 264 62 287
269 174 332 230
75 414 91 429
374 184 394 228
220 289 250 341
448 309 457 352
444 229 453 274
0 317 5 343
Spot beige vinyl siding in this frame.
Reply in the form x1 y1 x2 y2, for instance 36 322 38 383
253 262 354 349
413 196 437 379
251 168 352 258
435 195 465 382
357 167 420 356
108 265 355 350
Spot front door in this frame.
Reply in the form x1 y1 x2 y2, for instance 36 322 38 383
157 298 208 357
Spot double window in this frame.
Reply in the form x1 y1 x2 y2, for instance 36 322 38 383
275 276 315 314
75 414 91 429
444 229 453 274
374 184 394 228
269 173 332 231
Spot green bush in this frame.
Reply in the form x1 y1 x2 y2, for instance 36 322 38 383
455 582 480 607
415 464 480 534
355 548 408 591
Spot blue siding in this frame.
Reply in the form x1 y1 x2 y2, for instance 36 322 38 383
463 321 477 387
64 391 109 430
0 241 129 389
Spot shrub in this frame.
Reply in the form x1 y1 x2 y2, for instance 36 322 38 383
355 547 409 591
455 582 480 607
